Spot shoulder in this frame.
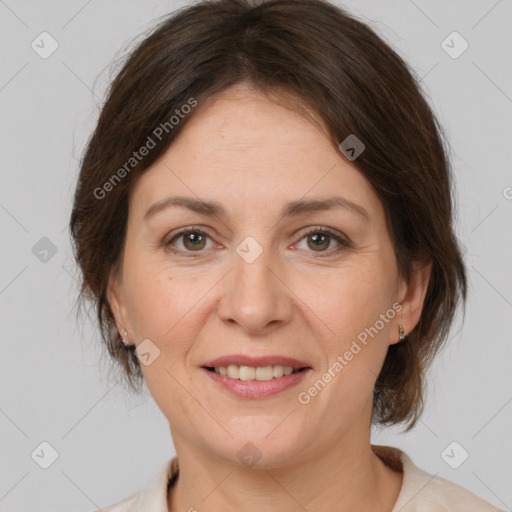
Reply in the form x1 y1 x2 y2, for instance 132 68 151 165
86 456 178 512
403 470 504 511
372 444 505 512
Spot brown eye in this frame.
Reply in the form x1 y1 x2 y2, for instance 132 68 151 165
307 232 331 251
166 228 212 254
182 231 207 251
297 227 351 257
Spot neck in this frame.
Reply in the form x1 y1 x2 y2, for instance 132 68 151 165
167 435 403 512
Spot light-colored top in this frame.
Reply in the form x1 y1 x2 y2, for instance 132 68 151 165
90 445 505 511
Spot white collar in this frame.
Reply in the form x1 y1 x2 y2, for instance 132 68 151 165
130 445 501 511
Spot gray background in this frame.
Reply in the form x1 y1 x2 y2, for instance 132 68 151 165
1 0 511 510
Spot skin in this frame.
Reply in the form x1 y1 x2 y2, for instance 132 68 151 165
108 82 431 512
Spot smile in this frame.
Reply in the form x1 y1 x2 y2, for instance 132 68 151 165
206 364 304 380
202 365 311 399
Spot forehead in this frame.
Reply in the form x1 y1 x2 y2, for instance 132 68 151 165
174 84 331 160
130 85 382 222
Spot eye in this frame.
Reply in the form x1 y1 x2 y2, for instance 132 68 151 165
165 227 214 255
295 227 351 256
164 226 351 258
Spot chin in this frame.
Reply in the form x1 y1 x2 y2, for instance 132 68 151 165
212 430 311 470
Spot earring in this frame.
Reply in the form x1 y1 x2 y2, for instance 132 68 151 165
399 324 406 343
121 330 129 347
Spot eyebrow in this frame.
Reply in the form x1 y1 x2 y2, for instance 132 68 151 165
143 195 370 221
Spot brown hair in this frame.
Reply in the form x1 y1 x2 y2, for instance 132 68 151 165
69 0 467 431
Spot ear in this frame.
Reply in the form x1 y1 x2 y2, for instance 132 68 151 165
107 266 130 338
392 259 432 344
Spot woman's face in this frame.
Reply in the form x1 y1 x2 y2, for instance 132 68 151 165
109 84 423 467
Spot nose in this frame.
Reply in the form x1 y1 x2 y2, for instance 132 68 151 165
216 246 294 335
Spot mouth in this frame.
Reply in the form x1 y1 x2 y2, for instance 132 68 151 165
203 364 308 380
200 357 312 399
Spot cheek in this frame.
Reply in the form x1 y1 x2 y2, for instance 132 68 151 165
124 270 171 337
122 247 184 334
310 263 397 400
122 252 212 368
319 268 395 339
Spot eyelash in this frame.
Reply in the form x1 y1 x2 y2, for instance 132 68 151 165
164 225 351 258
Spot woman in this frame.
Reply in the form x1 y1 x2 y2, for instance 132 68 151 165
70 0 504 510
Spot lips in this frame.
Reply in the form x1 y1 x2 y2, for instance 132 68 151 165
202 365 311 399
202 355 311 369
200 354 312 399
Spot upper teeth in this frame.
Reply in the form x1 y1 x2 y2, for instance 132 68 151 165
214 364 299 381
